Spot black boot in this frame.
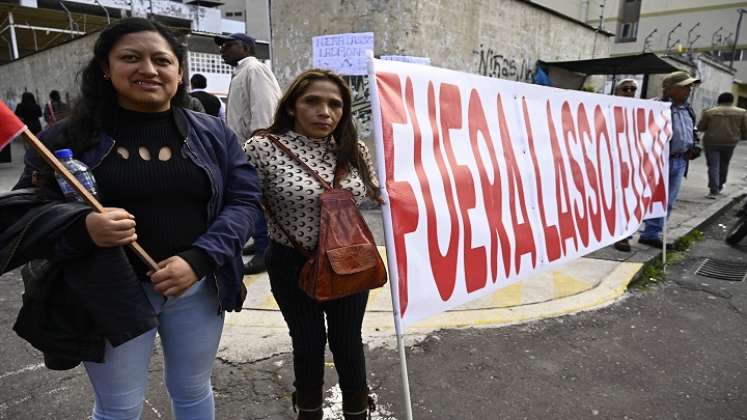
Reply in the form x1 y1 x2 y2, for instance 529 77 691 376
243 254 266 275
292 387 323 420
342 388 376 420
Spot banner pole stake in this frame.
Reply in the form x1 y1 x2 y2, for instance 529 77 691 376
662 215 668 268
395 328 414 420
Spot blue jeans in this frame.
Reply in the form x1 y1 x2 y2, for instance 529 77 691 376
252 212 269 255
640 157 687 241
83 279 224 420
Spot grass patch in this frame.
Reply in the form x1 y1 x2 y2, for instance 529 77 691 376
673 229 704 252
629 229 703 289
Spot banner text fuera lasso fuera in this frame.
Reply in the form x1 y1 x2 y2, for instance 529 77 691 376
368 59 672 327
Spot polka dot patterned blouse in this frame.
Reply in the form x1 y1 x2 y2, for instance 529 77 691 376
244 131 378 251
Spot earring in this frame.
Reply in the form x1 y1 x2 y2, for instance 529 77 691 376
103 74 110 79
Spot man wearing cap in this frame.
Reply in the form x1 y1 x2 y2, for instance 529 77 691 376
697 92 747 198
215 32 281 274
215 33 281 140
639 71 701 249
611 78 640 252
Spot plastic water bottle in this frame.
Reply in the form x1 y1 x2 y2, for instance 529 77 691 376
53 148 99 202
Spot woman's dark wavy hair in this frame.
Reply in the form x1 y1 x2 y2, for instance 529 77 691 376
58 17 188 154
20 92 38 106
255 68 380 201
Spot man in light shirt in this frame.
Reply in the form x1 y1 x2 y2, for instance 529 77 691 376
215 33 281 141
215 32 281 274
639 71 701 249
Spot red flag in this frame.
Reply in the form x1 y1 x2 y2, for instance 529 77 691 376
0 101 26 151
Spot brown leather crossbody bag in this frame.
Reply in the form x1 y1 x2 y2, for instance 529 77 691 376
263 135 387 302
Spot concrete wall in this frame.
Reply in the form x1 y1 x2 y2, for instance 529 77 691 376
270 0 611 140
0 32 98 111
244 0 271 42
270 0 611 88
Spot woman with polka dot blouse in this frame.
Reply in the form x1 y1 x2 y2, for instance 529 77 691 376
244 69 380 420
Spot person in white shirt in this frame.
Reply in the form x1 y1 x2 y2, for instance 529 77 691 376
215 32 281 274
214 33 281 140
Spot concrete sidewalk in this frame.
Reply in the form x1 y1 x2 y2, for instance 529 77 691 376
220 142 747 361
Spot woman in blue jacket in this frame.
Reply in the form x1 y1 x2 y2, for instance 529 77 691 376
14 18 261 419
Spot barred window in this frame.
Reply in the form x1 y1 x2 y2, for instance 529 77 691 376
187 52 232 75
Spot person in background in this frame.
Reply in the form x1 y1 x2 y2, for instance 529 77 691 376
639 71 701 249
611 78 638 252
697 92 747 198
190 73 225 121
43 90 70 127
186 94 206 113
215 32 282 274
614 78 638 98
15 92 43 134
244 69 379 420
14 18 261 419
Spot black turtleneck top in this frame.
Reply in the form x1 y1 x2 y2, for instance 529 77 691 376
80 106 214 281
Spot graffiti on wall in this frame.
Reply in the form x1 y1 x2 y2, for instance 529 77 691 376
343 75 372 138
473 44 534 82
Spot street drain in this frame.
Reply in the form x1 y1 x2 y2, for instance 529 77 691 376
695 258 747 282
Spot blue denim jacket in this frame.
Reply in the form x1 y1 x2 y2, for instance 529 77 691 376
670 103 696 155
15 108 262 312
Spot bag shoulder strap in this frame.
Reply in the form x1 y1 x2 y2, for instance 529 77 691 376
262 197 312 257
47 102 56 123
266 135 333 190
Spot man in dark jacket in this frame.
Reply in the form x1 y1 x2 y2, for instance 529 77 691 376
190 73 225 121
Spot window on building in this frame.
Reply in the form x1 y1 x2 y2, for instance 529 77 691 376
188 52 233 76
616 0 642 43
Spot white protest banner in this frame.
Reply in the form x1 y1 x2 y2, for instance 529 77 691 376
313 32 374 76
381 55 432 66
368 58 671 328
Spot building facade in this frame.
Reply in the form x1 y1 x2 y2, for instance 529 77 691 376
537 0 742 109
0 0 274 104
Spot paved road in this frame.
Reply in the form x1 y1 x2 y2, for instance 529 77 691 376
362 200 747 420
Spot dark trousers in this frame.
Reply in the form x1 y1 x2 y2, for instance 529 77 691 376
705 145 736 193
252 212 269 254
265 241 369 392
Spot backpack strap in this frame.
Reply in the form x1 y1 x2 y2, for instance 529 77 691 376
47 101 56 124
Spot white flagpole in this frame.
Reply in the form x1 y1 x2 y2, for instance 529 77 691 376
366 50 415 420
662 215 668 267
662 128 671 268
